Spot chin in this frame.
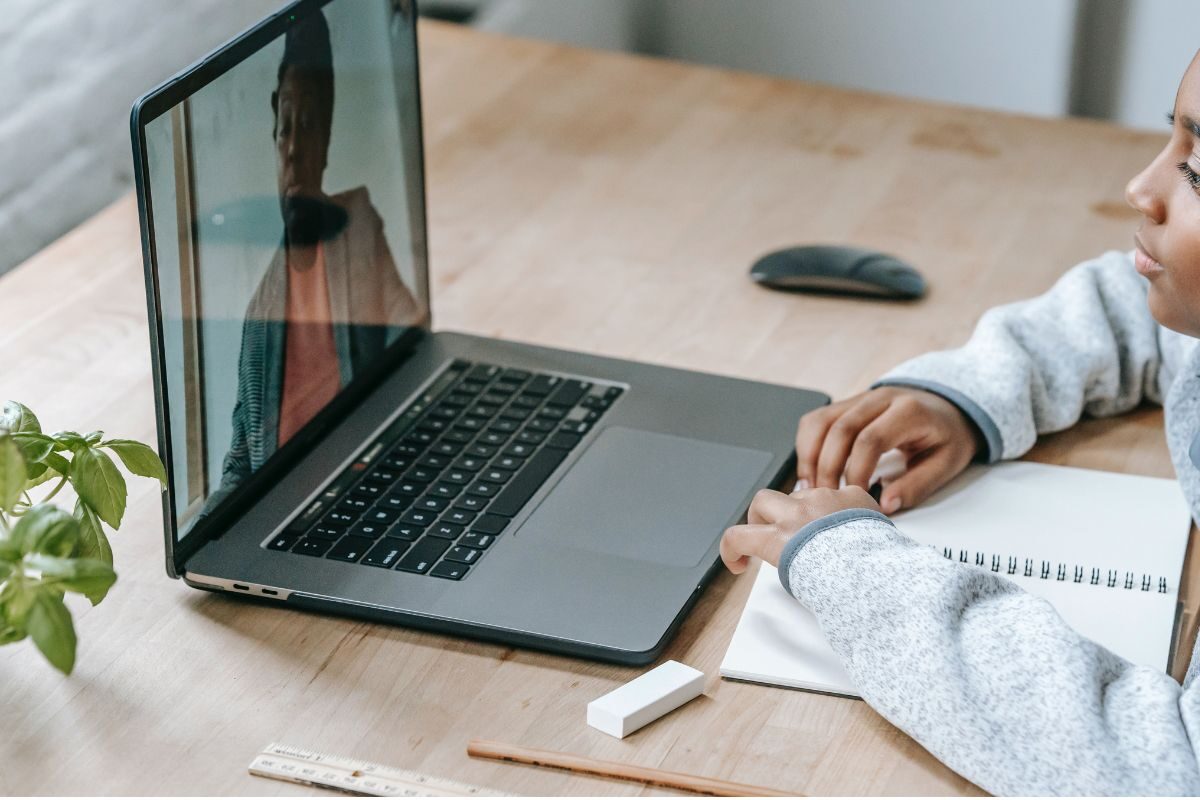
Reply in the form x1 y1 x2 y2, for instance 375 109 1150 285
1146 284 1200 337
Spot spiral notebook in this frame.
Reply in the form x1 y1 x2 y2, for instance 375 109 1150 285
720 462 1194 697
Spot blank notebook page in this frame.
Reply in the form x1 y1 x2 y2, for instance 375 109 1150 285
720 462 1194 698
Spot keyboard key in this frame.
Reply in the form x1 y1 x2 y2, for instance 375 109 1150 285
418 418 449 433
442 429 474 444
479 431 509 445
500 408 530 422
294 538 334 556
493 455 525 471
467 482 501 498
466 365 500 382
470 514 510 535
566 406 591 423
481 393 510 406
467 443 498 458
406 431 436 445
605 386 624 400
546 432 582 450
461 532 494 549
416 496 449 512
443 393 473 408
502 442 535 458
482 468 513 484
268 531 301 551
502 368 531 383
383 455 412 470
548 379 589 408
430 482 464 498
458 379 487 395
399 508 437 526
392 442 424 457
467 404 499 419
515 430 545 445
322 510 356 527
488 420 519 434
377 494 412 511
338 497 370 514
365 467 401 484
430 561 469 580
395 537 451 574
385 524 424 541
453 455 486 472
524 374 560 397
560 421 592 436
489 447 569 517
445 509 477 526
453 495 488 512
327 536 372 563
308 525 344 540
351 483 384 500
363 540 408 568
512 394 542 410
444 546 482 565
348 520 390 539
407 466 440 482
394 481 426 497
441 469 471 485
536 406 566 421
418 454 452 470
432 441 463 456
428 522 464 540
365 508 402 525
455 417 485 432
428 406 459 421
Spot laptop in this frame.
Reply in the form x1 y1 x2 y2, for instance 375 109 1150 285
130 0 827 664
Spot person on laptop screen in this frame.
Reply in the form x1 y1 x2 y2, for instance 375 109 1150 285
206 8 426 512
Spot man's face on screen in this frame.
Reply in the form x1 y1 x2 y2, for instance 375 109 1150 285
274 67 331 207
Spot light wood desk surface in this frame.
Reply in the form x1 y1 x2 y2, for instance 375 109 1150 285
0 20 1187 796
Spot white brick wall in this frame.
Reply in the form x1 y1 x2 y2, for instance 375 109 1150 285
0 0 281 275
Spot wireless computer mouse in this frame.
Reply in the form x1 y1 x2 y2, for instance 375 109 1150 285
749 245 927 300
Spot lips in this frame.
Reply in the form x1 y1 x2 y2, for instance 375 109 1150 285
1134 238 1166 278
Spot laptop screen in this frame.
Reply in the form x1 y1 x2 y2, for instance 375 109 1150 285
139 0 429 543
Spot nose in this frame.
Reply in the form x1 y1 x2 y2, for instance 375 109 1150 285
1125 158 1167 224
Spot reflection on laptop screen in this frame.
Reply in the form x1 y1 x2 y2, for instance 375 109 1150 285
142 0 428 541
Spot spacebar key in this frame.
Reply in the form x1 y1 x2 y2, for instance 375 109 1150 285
488 447 568 517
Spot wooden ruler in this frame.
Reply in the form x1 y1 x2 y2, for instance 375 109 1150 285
249 742 510 797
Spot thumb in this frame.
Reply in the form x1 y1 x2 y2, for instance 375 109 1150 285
879 449 959 514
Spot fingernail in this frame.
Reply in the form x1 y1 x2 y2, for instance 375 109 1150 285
882 497 901 514
794 478 810 492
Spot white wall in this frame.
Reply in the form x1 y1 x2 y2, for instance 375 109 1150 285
0 0 281 276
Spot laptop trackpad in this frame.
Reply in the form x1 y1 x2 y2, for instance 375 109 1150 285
515 426 774 568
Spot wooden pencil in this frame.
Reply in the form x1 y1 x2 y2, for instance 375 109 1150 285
466 739 800 797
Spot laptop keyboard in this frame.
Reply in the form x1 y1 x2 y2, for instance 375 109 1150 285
266 360 623 581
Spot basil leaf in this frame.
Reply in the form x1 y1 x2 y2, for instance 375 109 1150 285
0 401 41 435
0 622 25 646
73 500 112 567
52 431 86 452
25 464 58 490
11 504 78 557
42 451 71 478
101 439 167 486
25 555 116 606
12 432 56 463
0 435 26 513
27 591 76 674
69 447 126 529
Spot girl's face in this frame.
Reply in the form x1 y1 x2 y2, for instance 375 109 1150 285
1126 51 1200 337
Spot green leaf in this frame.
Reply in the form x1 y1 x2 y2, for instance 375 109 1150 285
0 622 25 646
101 439 167 486
42 451 71 477
69 447 126 529
26 591 75 674
25 465 58 490
1 401 41 435
52 431 86 452
0 435 27 513
0 574 34 624
12 504 79 557
11 432 56 463
74 499 112 567
84 431 103 446
25 555 116 606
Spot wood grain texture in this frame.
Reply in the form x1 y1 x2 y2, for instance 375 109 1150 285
0 19 1185 796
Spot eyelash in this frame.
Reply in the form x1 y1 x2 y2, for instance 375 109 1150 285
1177 161 1200 194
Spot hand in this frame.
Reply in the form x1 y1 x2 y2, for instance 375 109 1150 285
720 486 879 574
795 387 983 514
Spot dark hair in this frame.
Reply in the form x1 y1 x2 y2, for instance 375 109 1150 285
272 9 335 138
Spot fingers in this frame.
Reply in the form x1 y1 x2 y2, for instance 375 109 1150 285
746 488 795 525
795 404 840 485
720 524 777 573
842 404 917 489
814 392 891 489
878 447 961 514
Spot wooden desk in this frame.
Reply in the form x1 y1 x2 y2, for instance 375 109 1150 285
0 20 1185 796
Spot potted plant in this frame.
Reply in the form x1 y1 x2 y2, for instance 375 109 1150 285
0 401 165 673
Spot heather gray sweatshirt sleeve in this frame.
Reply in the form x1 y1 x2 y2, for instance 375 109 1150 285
782 513 1200 796
874 250 1163 462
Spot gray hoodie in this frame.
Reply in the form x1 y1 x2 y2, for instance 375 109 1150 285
778 250 1200 795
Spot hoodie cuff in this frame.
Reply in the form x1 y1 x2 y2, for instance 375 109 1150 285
776 508 896 591
870 377 1002 464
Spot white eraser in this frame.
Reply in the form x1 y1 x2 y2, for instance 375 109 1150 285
586 660 705 739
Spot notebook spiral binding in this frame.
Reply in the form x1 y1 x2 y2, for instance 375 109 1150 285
941 547 1170 593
